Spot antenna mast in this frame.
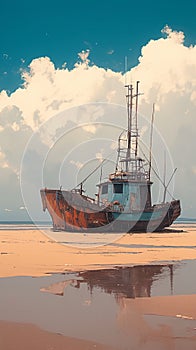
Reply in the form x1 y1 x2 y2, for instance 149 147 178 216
125 84 133 172
124 82 141 173
115 82 146 180
149 103 155 181
135 80 139 157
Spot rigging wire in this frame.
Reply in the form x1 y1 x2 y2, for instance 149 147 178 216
139 145 176 200
71 149 116 191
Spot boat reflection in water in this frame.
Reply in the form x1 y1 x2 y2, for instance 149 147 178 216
1 262 195 349
41 264 174 299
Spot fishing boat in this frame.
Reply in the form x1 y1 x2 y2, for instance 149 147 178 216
40 82 181 232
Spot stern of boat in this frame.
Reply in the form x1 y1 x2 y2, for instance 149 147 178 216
170 199 181 223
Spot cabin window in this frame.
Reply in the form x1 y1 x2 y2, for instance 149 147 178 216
113 184 123 193
101 184 108 194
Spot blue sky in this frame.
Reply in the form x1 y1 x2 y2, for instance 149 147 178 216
0 0 195 92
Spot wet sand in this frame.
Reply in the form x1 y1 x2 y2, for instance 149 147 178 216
0 224 196 349
117 295 196 349
0 321 116 350
0 224 195 277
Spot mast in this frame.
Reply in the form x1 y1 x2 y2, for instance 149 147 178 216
135 80 139 158
125 81 140 173
125 84 133 172
149 103 155 181
113 81 148 182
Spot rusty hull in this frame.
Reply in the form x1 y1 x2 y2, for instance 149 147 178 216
40 189 113 231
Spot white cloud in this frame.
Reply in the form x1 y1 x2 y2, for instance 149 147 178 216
161 25 185 44
190 91 196 104
3 54 122 131
110 141 117 150
77 49 90 65
128 27 196 105
107 50 114 55
0 150 8 168
3 53 9 60
82 124 97 134
95 152 104 162
192 166 196 175
70 160 84 169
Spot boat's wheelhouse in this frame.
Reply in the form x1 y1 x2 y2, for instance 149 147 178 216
98 178 152 212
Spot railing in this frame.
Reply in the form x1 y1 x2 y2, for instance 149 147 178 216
109 171 149 182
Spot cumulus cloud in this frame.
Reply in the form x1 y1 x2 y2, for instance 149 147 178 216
0 150 8 168
96 151 104 162
129 28 196 104
161 25 185 44
77 49 90 65
2 53 122 132
82 124 97 134
0 28 195 219
70 160 84 169
3 53 9 60
107 49 114 55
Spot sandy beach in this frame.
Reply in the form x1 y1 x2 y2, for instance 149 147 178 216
0 224 196 349
0 224 195 277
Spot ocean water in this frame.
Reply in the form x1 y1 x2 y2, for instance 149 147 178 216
0 218 195 231
175 217 196 224
0 221 52 230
